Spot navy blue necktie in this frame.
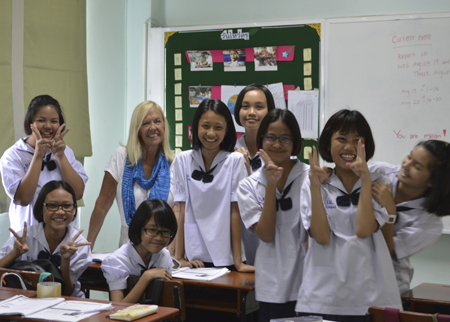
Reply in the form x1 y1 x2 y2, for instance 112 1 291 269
41 154 57 172
336 188 361 207
276 181 294 211
38 249 61 267
249 156 262 171
192 164 218 183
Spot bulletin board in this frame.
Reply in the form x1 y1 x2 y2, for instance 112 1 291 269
164 23 322 163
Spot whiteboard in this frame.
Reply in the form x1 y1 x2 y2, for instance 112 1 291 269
325 13 450 233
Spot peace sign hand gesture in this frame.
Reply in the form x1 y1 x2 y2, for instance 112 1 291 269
50 124 70 159
9 222 29 258
346 140 370 180
258 149 283 187
308 146 330 187
60 229 91 260
30 124 51 158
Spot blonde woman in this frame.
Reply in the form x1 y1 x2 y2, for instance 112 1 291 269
87 101 175 249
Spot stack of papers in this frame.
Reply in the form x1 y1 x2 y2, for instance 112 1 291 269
172 267 230 281
0 295 113 322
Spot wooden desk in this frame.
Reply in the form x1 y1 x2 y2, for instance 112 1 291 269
0 287 37 301
175 271 258 322
0 291 179 322
402 283 450 314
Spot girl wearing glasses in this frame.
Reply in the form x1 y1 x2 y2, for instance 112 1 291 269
101 199 177 303
173 99 252 272
234 84 276 266
0 95 88 232
369 140 450 296
296 110 401 322
237 109 309 322
0 180 91 297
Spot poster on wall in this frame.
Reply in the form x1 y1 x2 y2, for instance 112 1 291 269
221 85 246 133
254 46 278 71
189 86 212 107
187 51 213 71
223 49 246 72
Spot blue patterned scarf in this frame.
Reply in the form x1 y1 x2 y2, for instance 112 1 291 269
122 152 171 225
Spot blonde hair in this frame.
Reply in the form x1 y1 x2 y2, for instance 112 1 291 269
125 101 174 166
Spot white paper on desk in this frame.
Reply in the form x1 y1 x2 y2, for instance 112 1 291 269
26 300 113 322
267 82 286 110
172 267 230 281
220 85 246 133
0 295 65 316
288 90 319 139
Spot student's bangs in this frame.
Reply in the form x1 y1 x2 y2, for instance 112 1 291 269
129 199 178 245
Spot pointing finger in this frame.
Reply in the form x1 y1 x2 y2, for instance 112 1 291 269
30 124 42 140
69 229 84 243
59 127 70 140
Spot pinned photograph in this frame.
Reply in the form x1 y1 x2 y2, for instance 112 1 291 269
187 51 213 71
189 86 212 107
223 49 246 72
254 46 277 71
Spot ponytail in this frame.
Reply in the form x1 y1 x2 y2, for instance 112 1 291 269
420 140 450 217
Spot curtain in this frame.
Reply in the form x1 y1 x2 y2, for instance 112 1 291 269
0 0 91 212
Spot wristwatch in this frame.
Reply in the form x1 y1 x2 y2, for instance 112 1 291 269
387 214 397 224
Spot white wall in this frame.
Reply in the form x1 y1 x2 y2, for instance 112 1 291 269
81 0 128 252
161 0 450 27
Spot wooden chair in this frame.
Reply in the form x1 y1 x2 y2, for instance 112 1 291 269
368 306 450 322
0 267 53 290
126 278 185 322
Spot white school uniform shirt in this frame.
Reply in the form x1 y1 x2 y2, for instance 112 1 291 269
101 242 172 291
296 170 402 316
105 147 175 247
237 159 309 303
369 162 443 295
0 222 92 297
173 149 247 266
235 136 263 265
0 138 88 232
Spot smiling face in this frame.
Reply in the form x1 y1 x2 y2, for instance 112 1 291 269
42 188 75 233
398 145 433 191
139 108 165 150
262 120 293 166
230 50 239 62
239 90 269 131
330 131 365 171
31 105 60 140
198 110 227 154
139 216 171 255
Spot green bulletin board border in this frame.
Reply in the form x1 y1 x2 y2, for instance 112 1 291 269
165 23 321 163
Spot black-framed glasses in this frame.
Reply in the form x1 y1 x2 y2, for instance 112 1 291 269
263 134 294 144
143 228 174 238
43 203 76 212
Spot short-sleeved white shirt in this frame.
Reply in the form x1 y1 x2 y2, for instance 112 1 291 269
296 170 402 315
369 162 443 294
105 147 174 247
0 223 91 297
237 160 309 303
0 138 88 231
173 149 247 266
101 242 172 291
